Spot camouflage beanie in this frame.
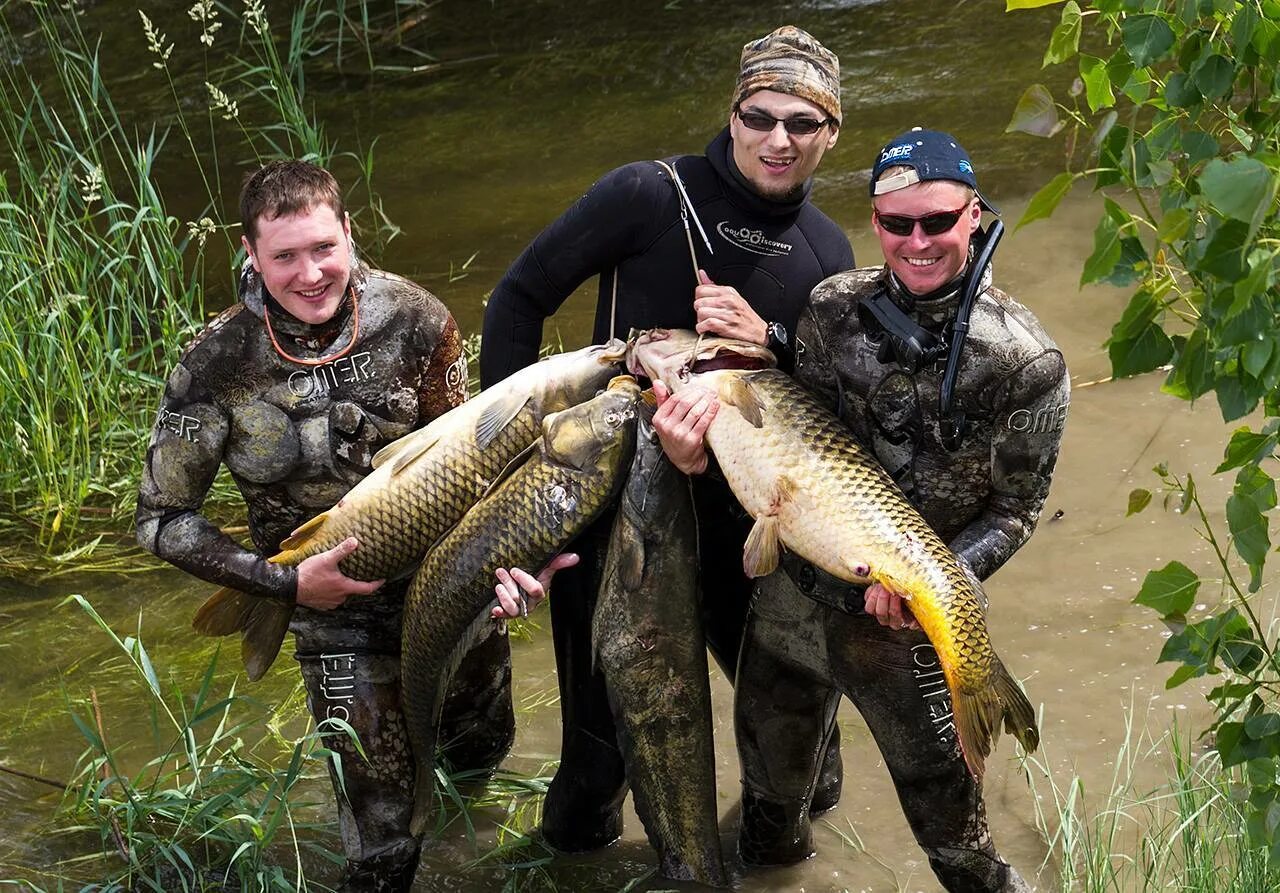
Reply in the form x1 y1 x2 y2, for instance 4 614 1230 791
731 26 841 125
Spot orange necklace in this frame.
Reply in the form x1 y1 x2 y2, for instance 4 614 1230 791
264 286 361 366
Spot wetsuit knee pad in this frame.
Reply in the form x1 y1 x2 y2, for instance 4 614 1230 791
339 838 421 893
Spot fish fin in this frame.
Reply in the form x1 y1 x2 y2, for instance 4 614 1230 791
192 587 256 636
952 676 1007 781
717 375 765 428
372 425 429 469
743 515 781 578
277 512 329 554
995 658 1040 754
390 433 442 476
479 438 541 502
239 599 293 682
475 392 531 450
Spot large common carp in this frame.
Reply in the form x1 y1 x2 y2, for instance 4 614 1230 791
594 402 727 887
192 341 627 680
402 376 641 837
627 329 1038 778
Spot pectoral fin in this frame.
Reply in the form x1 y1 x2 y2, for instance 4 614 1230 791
192 587 293 682
743 515 780 578
716 375 764 428
389 433 442 476
372 425 433 469
475 392 531 450
276 512 329 555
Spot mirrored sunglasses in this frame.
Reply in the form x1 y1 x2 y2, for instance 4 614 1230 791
736 107 833 136
874 205 970 237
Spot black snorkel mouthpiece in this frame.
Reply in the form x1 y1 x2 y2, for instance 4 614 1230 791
938 217 1004 452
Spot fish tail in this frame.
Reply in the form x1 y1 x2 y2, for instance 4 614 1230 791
192 588 292 682
953 658 1040 779
995 658 1040 754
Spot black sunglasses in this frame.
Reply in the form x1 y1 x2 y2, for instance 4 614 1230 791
736 107 834 136
874 205 971 237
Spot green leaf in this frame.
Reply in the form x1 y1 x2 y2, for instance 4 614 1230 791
1199 219 1251 282
1045 2 1083 66
1157 207 1191 243
1217 720 1277 768
1134 560 1199 616
1199 157 1276 225
1127 488 1152 516
1181 130 1219 166
1217 427 1279 474
1226 493 1271 591
1106 236 1150 287
1236 465 1278 513
1244 339 1275 380
1165 72 1203 108
1247 714 1280 743
1163 328 1214 400
1095 123 1131 187
1017 172 1074 230
1233 5 1261 58
1160 609 1250 681
1007 84 1063 137
1109 286 1159 339
1192 53 1236 100
1216 375 1258 422
1110 326 1174 377
1123 14 1177 67
1006 0 1067 7
1179 473 1197 516
1082 212 1123 284
1079 54 1116 111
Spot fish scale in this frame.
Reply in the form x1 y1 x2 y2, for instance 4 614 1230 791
630 329 1037 779
401 380 639 837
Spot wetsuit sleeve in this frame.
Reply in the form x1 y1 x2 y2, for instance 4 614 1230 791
135 363 298 601
949 350 1070 581
480 163 665 387
792 297 844 413
418 314 468 418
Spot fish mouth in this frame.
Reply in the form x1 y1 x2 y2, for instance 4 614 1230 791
626 328 775 384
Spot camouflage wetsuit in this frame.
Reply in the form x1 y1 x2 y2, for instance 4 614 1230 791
137 262 515 892
480 127 853 851
735 265 1069 892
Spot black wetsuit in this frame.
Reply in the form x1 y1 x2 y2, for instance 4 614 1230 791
480 127 853 850
735 265 1070 891
137 262 515 891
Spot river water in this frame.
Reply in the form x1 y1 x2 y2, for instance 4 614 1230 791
0 1 1254 890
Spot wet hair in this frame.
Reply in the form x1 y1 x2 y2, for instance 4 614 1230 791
874 164 975 204
239 160 345 244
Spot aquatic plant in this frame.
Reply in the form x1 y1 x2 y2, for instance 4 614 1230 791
1009 0 1280 866
0 1 409 574
1026 715 1280 891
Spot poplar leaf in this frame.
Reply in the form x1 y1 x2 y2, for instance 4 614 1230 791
1134 560 1199 617
1017 172 1074 229
1007 84 1062 137
1123 14 1176 67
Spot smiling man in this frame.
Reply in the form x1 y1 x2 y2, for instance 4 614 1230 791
728 129 1070 891
479 26 853 853
137 160 522 891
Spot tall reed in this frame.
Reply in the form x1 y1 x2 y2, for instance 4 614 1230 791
0 1 406 572
1029 712 1280 891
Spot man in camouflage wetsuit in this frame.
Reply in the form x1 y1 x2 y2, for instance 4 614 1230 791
738 130 1068 890
480 26 853 852
671 130 1068 890
136 161 516 891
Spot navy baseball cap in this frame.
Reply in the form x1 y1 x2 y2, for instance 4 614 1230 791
870 127 998 214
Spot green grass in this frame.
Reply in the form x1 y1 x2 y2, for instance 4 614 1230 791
1028 710 1280 892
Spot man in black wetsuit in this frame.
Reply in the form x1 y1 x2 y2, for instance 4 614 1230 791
726 130 1069 890
479 26 854 851
137 161 526 891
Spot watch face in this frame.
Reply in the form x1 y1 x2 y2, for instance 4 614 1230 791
770 322 788 346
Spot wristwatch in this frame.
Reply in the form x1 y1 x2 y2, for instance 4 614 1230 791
765 320 790 353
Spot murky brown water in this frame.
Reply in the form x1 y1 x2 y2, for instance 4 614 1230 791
0 1 1256 890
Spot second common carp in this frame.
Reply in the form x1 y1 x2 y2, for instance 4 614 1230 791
402 376 641 837
627 328 1038 779
192 340 626 680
